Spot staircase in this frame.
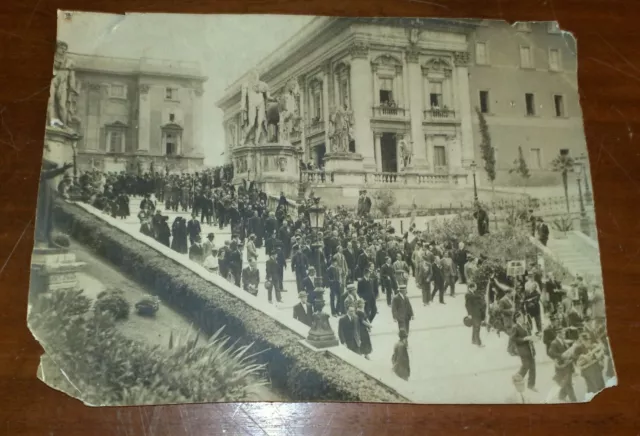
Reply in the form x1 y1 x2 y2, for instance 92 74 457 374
537 231 602 282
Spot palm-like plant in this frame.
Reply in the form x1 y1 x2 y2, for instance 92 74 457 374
551 153 575 213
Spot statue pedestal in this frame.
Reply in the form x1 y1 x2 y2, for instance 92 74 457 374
232 143 303 200
30 247 86 295
306 288 339 349
324 152 365 185
44 126 79 167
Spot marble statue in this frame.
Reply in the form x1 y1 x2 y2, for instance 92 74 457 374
328 100 354 153
47 41 79 129
240 69 271 145
400 137 413 169
277 80 300 144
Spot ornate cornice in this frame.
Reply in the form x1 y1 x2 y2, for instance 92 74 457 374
349 41 369 60
453 51 470 67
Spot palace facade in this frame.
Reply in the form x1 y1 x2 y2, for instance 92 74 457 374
216 18 585 206
69 54 207 173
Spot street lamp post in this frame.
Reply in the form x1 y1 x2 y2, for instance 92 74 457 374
470 160 479 203
306 198 339 349
576 164 590 235
581 153 593 204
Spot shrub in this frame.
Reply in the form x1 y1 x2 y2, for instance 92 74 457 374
29 287 267 406
552 215 574 232
135 296 160 317
51 231 71 248
94 288 130 320
372 189 396 216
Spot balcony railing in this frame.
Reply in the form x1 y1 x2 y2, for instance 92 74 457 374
306 120 325 136
301 169 329 183
372 106 407 118
301 170 468 186
423 108 456 121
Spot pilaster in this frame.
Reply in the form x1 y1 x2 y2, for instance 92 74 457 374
374 132 382 172
322 65 331 155
349 42 375 170
137 84 151 152
454 51 474 167
406 49 428 171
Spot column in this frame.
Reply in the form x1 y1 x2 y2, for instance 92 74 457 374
322 67 331 153
395 66 404 108
192 84 204 158
443 72 452 109
403 57 411 113
374 133 382 172
137 84 151 152
426 135 434 170
454 51 474 166
298 77 308 162
350 42 375 170
406 49 428 171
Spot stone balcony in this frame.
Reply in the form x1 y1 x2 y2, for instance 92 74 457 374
423 108 458 123
371 106 408 119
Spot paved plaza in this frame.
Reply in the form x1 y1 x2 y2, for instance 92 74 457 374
83 198 595 403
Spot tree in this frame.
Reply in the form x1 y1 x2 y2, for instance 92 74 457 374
551 152 575 213
476 108 496 195
509 146 531 191
372 189 396 217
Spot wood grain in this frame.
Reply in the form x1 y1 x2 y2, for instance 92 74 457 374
1 1 639 434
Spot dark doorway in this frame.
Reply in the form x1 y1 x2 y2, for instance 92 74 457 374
315 143 326 168
380 133 397 173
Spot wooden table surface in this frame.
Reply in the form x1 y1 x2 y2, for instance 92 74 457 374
1 1 639 434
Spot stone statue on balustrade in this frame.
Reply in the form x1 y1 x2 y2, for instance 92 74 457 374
47 41 79 131
276 80 301 144
241 69 273 145
399 137 413 169
328 100 354 153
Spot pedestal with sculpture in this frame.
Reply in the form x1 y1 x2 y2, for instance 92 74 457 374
323 102 366 185
31 40 85 296
231 72 302 199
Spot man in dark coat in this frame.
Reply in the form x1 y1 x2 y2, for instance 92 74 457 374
326 256 342 316
264 211 278 238
512 311 537 391
248 210 264 248
357 269 377 322
293 291 313 327
430 256 446 304
242 259 260 296
302 266 317 309
381 256 398 306
538 217 550 246
474 204 490 236
547 328 577 402
392 285 414 335
265 251 282 303
338 304 361 354
186 213 201 246
465 283 487 347
291 244 309 293
454 242 468 284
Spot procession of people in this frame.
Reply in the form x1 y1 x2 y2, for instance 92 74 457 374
74 164 612 402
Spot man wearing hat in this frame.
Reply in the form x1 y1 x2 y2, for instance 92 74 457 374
265 250 282 304
392 285 414 336
293 291 313 327
465 283 486 347
302 266 317 309
291 243 309 292
512 311 538 392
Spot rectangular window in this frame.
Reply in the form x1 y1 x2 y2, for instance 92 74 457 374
525 93 536 116
516 22 532 32
530 148 542 169
379 78 394 105
554 94 565 117
313 91 322 119
560 148 570 156
549 48 561 71
475 42 488 65
169 113 175 122
165 87 179 100
109 84 126 98
109 131 122 153
429 82 443 108
479 90 490 113
166 133 176 155
434 145 447 167
520 46 533 68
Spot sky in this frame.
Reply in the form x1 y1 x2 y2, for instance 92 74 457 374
57 12 314 165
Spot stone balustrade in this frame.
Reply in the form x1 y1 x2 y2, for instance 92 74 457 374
301 169 468 186
423 108 457 121
372 106 407 118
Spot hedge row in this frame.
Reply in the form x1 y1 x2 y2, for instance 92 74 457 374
53 200 408 403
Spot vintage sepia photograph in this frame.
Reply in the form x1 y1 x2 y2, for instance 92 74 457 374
29 12 615 406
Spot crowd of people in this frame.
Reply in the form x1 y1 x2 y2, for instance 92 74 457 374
73 165 612 401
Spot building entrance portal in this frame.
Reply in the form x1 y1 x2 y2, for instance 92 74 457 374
380 133 398 173
315 143 326 168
